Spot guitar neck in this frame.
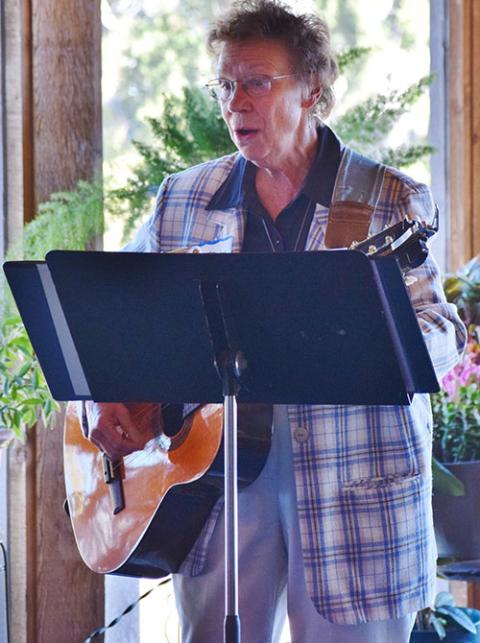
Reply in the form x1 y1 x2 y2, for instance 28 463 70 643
352 213 438 273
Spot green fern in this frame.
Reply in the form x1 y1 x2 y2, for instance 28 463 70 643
1 180 103 445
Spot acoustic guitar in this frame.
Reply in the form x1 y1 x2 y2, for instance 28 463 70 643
64 401 272 578
63 215 437 578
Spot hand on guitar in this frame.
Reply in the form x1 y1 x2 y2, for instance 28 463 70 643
85 402 146 461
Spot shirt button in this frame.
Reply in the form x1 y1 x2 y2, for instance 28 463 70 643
294 426 309 443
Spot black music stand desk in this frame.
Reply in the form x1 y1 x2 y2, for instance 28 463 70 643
4 249 439 643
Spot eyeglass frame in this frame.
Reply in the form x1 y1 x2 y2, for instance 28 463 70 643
205 73 297 102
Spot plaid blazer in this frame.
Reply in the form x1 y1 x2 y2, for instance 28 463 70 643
127 149 466 624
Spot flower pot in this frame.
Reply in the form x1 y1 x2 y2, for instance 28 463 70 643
410 609 480 642
433 461 480 559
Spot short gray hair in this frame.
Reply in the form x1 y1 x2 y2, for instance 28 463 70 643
207 0 339 118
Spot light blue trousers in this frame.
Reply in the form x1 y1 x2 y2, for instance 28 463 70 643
173 406 416 643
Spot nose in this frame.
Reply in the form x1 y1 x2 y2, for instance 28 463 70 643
224 82 251 112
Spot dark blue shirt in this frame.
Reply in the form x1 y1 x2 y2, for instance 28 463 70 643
207 125 343 252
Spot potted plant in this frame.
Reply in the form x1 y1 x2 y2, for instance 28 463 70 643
443 256 480 327
431 255 480 560
411 592 480 641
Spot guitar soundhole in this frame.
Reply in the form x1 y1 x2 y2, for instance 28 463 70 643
162 404 185 437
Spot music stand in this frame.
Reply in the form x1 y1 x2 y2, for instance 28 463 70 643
4 249 439 643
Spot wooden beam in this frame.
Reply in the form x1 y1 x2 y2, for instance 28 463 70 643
33 412 105 642
5 1 105 642
4 0 25 249
32 1 102 204
472 1 480 257
448 0 480 605
21 0 34 223
468 582 480 611
448 0 471 270
5 1 32 640
448 0 480 270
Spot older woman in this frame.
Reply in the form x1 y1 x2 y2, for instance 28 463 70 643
87 1 465 642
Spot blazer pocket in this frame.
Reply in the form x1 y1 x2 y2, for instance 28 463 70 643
339 472 431 559
341 471 421 491
339 471 431 557
333 472 434 619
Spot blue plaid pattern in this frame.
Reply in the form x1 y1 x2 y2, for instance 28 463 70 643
127 150 466 624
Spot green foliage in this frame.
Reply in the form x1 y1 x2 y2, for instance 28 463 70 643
431 256 480 463
433 384 480 462
334 74 434 165
8 181 104 261
1 180 103 445
336 47 371 73
380 143 435 170
443 254 480 326
102 0 218 161
414 592 479 639
0 316 60 445
108 87 234 239
432 458 465 496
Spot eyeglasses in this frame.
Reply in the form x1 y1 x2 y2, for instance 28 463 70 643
205 74 296 102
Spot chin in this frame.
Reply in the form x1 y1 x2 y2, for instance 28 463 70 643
235 144 265 166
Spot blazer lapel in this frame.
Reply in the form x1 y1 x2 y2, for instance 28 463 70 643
305 204 329 251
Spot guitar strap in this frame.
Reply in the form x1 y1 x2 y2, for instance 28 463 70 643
324 146 387 249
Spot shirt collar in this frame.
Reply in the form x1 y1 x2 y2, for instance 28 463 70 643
206 124 344 211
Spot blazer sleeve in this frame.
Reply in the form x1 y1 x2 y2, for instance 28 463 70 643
122 175 173 253
395 182 467 379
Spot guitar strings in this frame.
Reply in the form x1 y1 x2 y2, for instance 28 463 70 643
102 401 185 473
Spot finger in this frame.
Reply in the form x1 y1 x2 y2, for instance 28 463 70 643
111 424 143 451
90 425 127 456
90 424 145 460
87 403 144 458
115 406 144 443
90 430 138 461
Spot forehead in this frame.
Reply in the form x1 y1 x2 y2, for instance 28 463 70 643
216 38 292 76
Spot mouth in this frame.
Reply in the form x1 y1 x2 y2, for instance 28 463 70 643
234 128 259 141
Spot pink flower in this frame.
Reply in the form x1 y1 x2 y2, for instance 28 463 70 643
441 337 480 400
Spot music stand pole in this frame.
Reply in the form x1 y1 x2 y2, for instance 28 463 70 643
223 390 240 642
217 347 244 643
204 280 245 643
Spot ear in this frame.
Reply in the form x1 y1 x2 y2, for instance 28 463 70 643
302 86 322 110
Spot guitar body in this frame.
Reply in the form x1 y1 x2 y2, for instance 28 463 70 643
64 402 272 578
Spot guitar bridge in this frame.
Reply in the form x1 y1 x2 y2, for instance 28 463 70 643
102 454 125 515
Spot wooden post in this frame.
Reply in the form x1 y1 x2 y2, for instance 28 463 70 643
5 1 104 641
448 0 480 606
448 0 480 270
472 1 480 261
31 0 103 204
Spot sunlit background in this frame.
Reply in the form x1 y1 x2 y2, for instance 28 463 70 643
101 0 430 250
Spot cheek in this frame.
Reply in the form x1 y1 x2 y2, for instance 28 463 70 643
220 106 229 124
270 107 294 130
282 103 303 129
221 112 234 134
